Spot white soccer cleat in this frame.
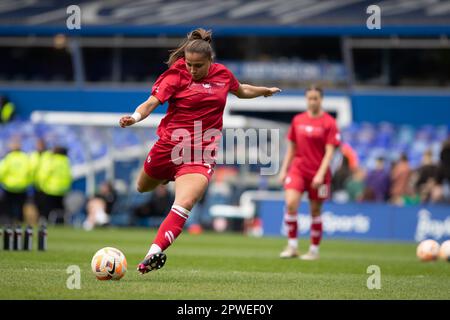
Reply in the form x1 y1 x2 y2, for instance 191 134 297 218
279 246 299 259
300 250 320 261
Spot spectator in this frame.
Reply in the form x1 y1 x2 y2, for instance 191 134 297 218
30 138 51 217
83 181 117 231
345 167 366 202
38 146 72 223
340 142 359 172
414 149 440 203
0 139 31 223
390 153 412 205
332 156 352 192
0 96 16 124
364 157 390 202
439 138 450 180
433 138 450 202
132 184 174 225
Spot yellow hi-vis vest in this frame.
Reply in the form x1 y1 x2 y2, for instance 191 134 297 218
0 102 15 123
30 150 51 190
0 150 32 193
39 153 72 197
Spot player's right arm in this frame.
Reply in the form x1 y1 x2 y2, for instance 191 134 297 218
119 95 161 128
278 140 296 184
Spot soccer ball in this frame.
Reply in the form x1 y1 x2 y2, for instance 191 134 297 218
91 247 127 280
416 239 440 262
439 240 450 262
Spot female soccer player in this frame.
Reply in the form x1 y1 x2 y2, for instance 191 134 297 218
119 28 281 274
278 85 340 260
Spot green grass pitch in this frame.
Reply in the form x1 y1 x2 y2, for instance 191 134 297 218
0 226 449 299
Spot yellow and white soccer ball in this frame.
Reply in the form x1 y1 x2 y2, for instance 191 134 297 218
416 239 440 262
91 247 127 280
439 240 450 262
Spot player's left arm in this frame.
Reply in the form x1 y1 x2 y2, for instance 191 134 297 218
231 84 281 99
312 144 336 189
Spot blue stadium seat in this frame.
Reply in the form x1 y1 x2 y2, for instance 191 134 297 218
1 120 448 177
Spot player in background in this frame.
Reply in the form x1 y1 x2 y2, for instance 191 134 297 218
119 28 281 274
278 85 340 260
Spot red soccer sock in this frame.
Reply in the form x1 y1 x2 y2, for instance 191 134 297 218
152 205 190 252
284 211 298 244
310 216 323 246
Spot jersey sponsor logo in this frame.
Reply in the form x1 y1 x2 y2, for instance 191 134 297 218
297 124 324 136
189 82 224 94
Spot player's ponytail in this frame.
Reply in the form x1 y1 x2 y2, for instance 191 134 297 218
187 28 212 43
166 28 214 66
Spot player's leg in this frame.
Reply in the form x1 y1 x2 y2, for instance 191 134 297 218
34 190 45 218
152 173 208 251
301 195 326 260
83 198 101 231
280 188 302 258
138 173 209 274
4 190 15 224
280 171 305 258
136 167 166 193
301 180 329 260
83 198 108 231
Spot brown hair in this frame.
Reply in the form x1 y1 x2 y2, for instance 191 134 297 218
166 28 214 66
305 84 323 97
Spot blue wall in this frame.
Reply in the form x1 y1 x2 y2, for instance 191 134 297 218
351 91 450 126
0 86 168 117
259 200 450 242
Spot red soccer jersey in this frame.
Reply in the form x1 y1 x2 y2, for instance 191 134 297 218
151 58 240 153
287 111 341 179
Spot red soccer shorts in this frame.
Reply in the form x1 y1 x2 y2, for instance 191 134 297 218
143 140 215 182
284 167 331 201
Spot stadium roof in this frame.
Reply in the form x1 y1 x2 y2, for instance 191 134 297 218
0 0 449 35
